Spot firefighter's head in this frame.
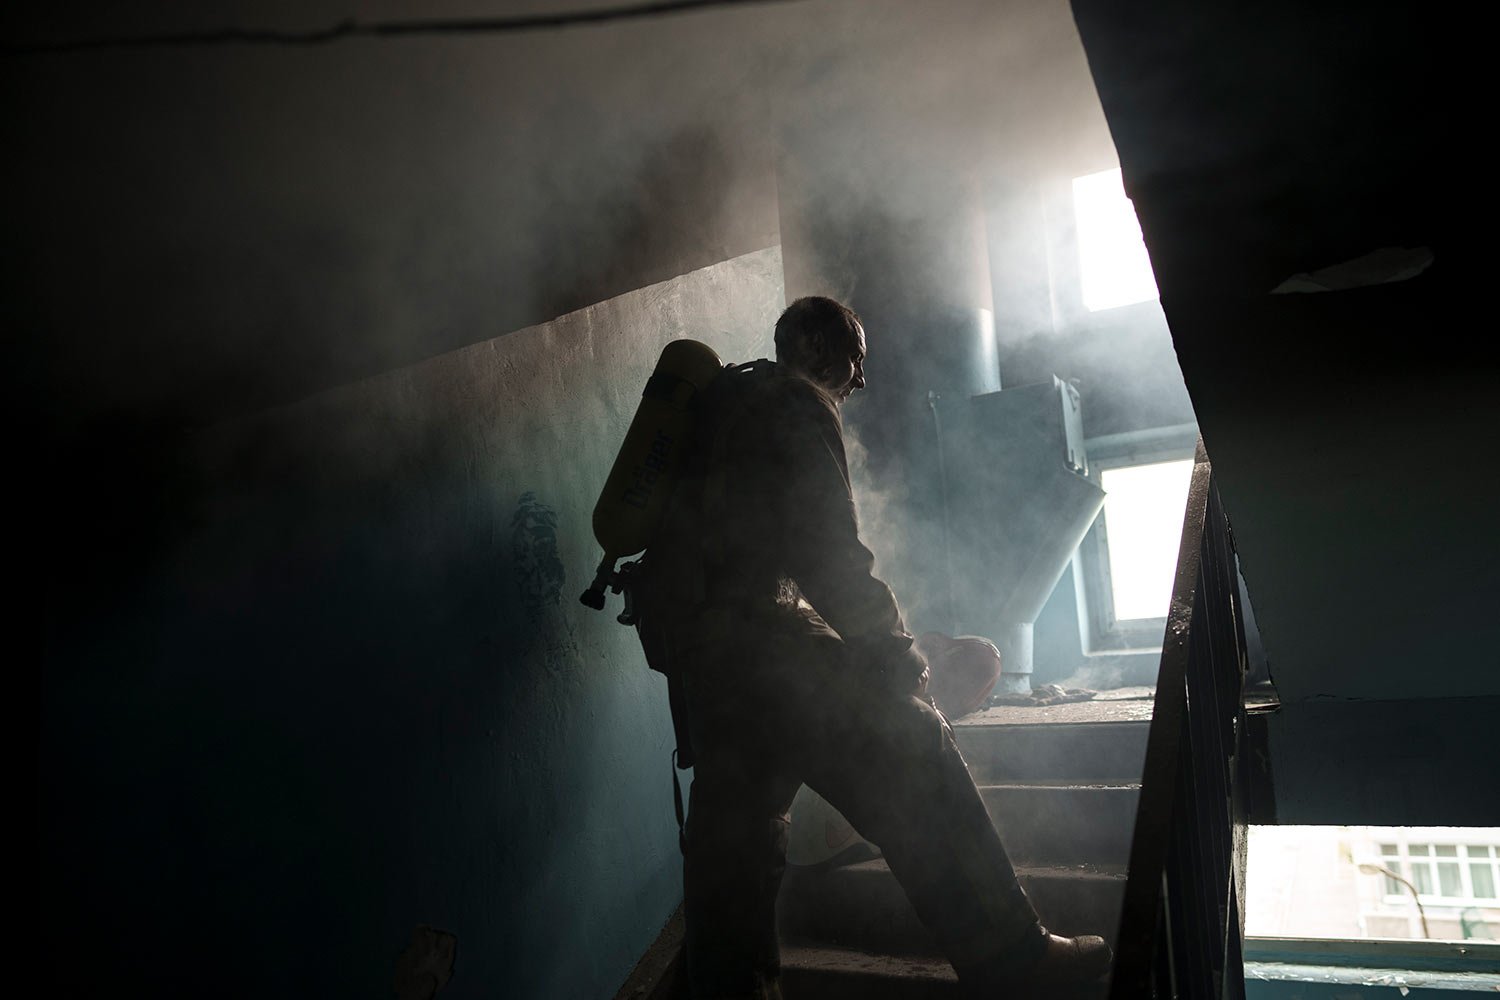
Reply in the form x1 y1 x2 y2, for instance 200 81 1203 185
774 296 866 403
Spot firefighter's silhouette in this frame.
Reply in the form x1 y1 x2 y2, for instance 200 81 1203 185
590 297 1111 999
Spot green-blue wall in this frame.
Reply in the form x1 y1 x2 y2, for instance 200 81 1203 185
39 250 783 997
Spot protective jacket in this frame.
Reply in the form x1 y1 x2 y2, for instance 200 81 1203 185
636 361 925 693
639 361 1047 1000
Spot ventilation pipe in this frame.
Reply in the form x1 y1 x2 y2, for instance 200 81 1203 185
777 141 989 619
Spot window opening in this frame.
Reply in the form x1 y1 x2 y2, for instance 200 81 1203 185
1071 167 1160 312
1071 424 1197 654
1099 459 1194 621
1248 825 1500 942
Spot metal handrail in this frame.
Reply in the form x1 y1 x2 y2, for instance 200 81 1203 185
1110 438 1252 1000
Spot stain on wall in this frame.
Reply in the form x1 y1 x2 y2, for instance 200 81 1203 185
38 248 783 998
513 492 568 615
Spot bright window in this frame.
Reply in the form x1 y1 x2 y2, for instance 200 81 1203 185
1100 459 1195 620
1073 425 1198 653
1072 167 1160 312
1247 826 1500 943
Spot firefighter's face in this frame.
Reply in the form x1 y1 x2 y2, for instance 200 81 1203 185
816 322 867 404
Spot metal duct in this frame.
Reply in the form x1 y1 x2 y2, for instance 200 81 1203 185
941 377 1105 692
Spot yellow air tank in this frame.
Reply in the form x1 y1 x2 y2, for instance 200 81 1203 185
581 338 723 616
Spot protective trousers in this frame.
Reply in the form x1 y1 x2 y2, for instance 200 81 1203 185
679 614 1047 1000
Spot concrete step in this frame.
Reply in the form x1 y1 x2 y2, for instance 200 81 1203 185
955 721 1149 785
780 946 958 999
780 945 1110 999
779 859 1126 956
774 717 1143 996
981 782 1140 868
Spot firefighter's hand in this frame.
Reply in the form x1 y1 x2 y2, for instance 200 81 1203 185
914 657 931 697
876 643 930 697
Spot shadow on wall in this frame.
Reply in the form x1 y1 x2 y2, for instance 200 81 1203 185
38 249 784 999
528 122 779 327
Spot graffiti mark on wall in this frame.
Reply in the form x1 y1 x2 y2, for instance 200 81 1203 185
512 492 566 613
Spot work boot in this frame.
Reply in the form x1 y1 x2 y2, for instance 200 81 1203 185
1013 932 1112 988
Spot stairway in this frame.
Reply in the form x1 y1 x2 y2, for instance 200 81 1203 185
776 709 1150 998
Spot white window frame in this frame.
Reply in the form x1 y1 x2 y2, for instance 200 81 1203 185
1073 424 1199 655
1378 839 1500 907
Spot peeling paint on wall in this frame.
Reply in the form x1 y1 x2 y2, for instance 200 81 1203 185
512 492 566 614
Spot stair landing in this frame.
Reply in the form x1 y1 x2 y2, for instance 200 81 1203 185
954 686 1156 728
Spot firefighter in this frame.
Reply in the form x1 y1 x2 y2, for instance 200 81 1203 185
637 296 1111 999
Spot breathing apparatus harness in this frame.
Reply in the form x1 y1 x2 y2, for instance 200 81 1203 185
581 342 777 850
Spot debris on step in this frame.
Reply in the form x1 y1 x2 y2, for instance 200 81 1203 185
988 683 1098 707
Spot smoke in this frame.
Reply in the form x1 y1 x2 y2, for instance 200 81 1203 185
21 4 1213 991
16 0 1199 658
11 0 1141 433
841 416 904 598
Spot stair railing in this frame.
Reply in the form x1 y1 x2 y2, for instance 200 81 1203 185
1109 438 1253 1000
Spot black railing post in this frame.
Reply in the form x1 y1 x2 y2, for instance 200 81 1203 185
1110 439 1252 1000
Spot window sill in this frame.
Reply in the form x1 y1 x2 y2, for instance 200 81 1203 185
1245 936 1500 977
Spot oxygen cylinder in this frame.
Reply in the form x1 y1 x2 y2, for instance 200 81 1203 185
581 339 723 613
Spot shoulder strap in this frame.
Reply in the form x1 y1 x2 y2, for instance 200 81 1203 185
699 361 777 572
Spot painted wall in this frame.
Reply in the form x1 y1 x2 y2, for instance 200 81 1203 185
17 6 787 994
1176 280 1500 825
38 249 784 997
1070 1 1495 826
1265 697 1500 828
